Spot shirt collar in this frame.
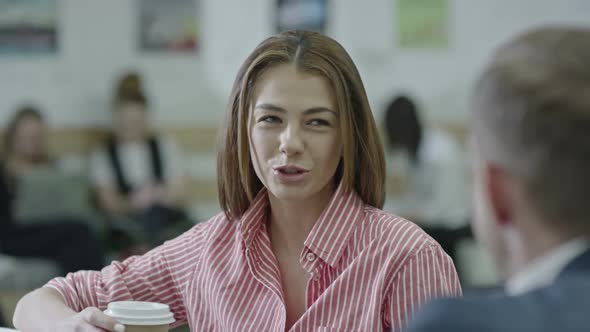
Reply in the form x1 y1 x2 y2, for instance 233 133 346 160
303 182 365 267
238 188 269 247
237 183 366 268
505 237 590 296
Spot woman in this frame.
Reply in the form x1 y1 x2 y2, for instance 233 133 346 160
382 95 472 275
90 72 189 250
14 31 461 332
0 106 104 275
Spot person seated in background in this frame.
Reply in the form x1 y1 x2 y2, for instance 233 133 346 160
13 30 460 332
405 26 590 332
0 106 104 275
90 71 189 252
383 95 472 273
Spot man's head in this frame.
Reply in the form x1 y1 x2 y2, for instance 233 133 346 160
470 26 590 278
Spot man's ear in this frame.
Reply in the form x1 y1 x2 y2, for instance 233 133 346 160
483 162 515 227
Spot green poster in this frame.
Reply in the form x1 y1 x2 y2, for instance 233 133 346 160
397 0 449 49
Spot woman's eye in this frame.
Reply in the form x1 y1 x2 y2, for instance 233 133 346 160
308 119 331 126
259 115 281 123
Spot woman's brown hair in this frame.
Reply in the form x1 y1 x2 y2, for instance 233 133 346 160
112 71 149 109
217 30 385 220
3 105 49 163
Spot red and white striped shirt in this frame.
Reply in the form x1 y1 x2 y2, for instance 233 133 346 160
46 185 461 331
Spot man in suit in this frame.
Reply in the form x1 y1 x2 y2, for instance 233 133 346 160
405 26 590 332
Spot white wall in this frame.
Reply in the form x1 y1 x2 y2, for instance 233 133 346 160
0 0 588 128
331 0 590 123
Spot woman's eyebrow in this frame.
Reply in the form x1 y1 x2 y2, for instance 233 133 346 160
254 103 285 112
255 103 337 116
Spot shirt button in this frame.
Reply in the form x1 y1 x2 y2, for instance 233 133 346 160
306 253 316 262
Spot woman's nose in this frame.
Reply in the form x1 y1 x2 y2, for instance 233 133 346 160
279 125 304 156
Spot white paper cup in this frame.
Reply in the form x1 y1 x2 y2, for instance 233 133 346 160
104 301 175 332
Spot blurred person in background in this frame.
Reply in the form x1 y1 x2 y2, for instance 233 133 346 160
383 95 472 273
90 71 189 252
405 26 590 332
0 106 104 275
14 30 460 332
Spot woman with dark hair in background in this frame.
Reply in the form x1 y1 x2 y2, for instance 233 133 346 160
384 96 423 162
0 106 104 275
383 95 472 275
90 72 189 252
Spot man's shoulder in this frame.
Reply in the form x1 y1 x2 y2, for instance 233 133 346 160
406 279 590 332
405 296 497 332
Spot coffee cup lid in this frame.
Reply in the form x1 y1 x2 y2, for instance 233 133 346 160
104 301 175 326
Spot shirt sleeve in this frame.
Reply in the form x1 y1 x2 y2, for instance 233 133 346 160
89 149 115 188
384 244 462 331
44 221 210 327
160 137 186 185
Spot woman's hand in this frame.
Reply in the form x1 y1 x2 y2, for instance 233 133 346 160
153 182 186 208
49 307 125 332
14 288 125 332
130 184 158 210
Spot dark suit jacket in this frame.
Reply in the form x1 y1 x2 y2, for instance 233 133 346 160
405 248 590 332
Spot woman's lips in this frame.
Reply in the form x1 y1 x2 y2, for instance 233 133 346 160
273 165 310 183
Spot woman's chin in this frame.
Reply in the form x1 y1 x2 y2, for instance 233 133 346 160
268 185 312 202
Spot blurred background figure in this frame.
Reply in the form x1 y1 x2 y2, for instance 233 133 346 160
0 106 104 275
90 72 190 254
382 95 472 276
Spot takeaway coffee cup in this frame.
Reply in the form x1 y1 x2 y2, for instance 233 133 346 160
104 301 175 332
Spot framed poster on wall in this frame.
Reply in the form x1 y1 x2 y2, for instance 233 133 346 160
0 0 58 55
139 0 198 53
276 0 327 34
397 0 449 49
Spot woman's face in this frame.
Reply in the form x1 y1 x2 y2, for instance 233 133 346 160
249 64 342 203
12 116 46 161
114 102 149 141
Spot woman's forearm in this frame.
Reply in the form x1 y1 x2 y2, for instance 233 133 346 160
13 287 76 332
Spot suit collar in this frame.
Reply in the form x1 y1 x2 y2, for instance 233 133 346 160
560 247 590 277
506 238 589 295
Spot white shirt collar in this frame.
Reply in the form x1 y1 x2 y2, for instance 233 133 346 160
506 237 589 296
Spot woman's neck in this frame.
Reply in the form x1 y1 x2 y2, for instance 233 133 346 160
267 184 334 255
